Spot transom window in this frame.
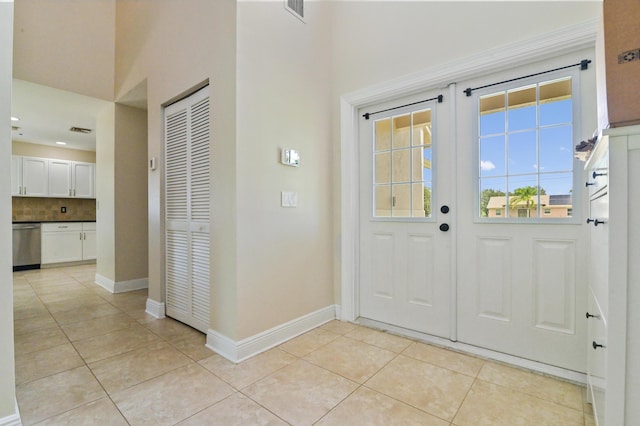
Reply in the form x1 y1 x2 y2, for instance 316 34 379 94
478 76 574 220
373 108 433 218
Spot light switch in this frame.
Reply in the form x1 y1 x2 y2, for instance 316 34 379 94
281 191 298 207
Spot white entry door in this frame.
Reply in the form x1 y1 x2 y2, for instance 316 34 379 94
454 59 592 371
359 93 453 338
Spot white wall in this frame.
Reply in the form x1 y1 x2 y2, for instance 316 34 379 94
115 0 239 336
0 1 17 422
13 0 115 100
235 1 333 338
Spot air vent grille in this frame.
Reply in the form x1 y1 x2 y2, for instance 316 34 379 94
285 0 304 21
69 126 92 134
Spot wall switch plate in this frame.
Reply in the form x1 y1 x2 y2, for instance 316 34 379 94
281 191 298 207
281 149 300 167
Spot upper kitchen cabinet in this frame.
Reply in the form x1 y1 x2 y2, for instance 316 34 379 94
12 155 49 197
12 155 96 199
48 159 95 198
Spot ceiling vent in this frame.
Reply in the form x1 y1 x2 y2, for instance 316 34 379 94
285 0 304 22
69 126 92 134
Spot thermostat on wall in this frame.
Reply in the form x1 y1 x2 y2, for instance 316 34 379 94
281 149 300 167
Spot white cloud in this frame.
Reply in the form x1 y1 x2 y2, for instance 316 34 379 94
480 160 496 171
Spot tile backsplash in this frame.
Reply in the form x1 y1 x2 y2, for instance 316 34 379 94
13 197 96 222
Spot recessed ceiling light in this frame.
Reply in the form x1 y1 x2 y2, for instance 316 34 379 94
55 141 67 145
11 116 19 122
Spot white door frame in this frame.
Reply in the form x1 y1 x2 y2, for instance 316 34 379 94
339 20 597 324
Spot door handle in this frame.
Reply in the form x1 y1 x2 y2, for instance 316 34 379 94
439 223 449 232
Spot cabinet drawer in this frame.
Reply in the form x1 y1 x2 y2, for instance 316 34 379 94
587 288 606 425
82 222 96 231
42 222 82 232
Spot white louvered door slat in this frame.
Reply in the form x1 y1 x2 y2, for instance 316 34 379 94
164 86 211 333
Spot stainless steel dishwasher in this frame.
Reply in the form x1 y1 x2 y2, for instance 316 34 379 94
12 223 41 271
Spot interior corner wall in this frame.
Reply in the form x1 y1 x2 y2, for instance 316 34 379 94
96 104 116 282
114 104 148 283
12 0 116 100
115 0 239 335
235 1 333 339
0 0 16 420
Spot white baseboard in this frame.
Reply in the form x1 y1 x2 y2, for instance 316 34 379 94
94 273 148 294
145 298 166 319
0 401 21 426
207 305 337 363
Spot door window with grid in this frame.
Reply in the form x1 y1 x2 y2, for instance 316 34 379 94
373 108 433 218
478 76 576 220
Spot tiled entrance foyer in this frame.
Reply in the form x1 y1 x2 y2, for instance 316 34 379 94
14 265 595 426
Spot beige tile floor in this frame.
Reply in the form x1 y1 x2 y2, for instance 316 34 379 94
13 265 596 426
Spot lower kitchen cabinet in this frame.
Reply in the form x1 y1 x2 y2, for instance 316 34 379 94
41 222 96 265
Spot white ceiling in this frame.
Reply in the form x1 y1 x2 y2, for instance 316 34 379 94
11 79 111 152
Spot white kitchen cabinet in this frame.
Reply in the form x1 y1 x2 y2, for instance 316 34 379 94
81 222 96 260
48 159 73 198
41 222 96 264
48 160 95 198
11 155 95 198
585 125 640 425
20 156 49 197
72 162 95 198
11 155 22 196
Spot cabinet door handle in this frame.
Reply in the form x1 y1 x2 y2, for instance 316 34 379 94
586 218 606 226
73 189 76 196
80 232 82 240
83 232 86 240
585 181 595 187
586 312 599 319
69 189 72 196
592 171 607 179
592 341 605 350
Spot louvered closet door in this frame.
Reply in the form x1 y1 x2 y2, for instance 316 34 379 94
164 86 211 333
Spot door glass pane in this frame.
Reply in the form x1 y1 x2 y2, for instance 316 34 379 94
375 152 391 184
375 185 391 217
540 126 572 172
507 85 536 131
539 173 573 219
480 177 506 218
508 175 539 218
412 109 432 146
375 119 391 151
480 93 505 135
393 114 411 148
392 149 411 183
508 131 536 175
421 182 432 218
411 147 425 181
392 184 411 217
540 78 572 126
480 135 505 177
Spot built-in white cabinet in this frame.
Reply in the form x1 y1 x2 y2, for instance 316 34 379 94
11 155 95 198
585 125 640 426
12 156 49 197
48 159 95 198
41 222 96 265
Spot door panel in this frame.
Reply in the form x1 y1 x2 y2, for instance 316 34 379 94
359 95 451 338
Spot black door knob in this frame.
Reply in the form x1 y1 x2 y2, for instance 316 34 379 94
440 205 450 214
592 341 605 350
439 223 449 232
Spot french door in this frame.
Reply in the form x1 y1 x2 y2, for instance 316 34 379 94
359 93 453 338
357 53 592 371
